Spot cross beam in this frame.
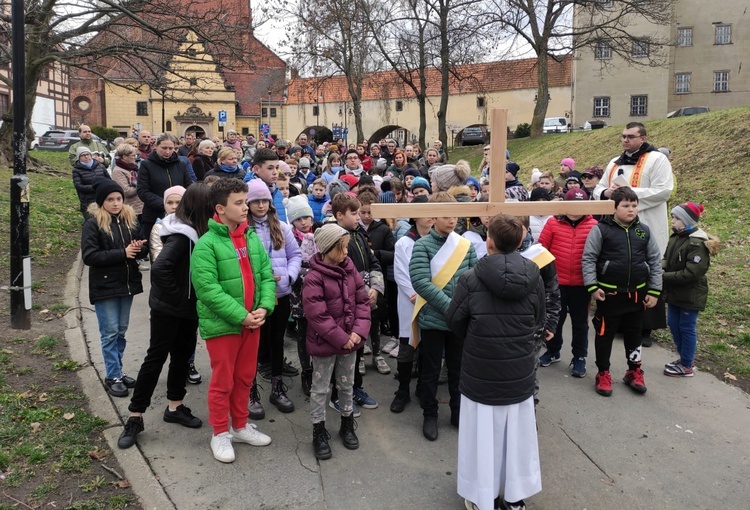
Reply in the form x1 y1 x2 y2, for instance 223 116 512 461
371 108 614 218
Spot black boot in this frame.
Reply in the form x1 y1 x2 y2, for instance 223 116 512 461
339 415 359 450
312 421 332 460
270 376 295 413
301 368 313 398
391 361 413 413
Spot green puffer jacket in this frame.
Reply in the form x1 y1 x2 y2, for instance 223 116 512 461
190 219 276 340
662 228 720 311
409 229 477 331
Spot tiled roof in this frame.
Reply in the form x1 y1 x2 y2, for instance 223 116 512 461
287 55 571 105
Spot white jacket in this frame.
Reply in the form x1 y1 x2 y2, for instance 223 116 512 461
393 234 418 339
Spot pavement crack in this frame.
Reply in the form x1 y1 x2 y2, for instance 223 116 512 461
559 425 615 483
283 414 317 474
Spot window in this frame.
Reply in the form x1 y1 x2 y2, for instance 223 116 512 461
714 71 730 92
186 48 197 57
594 41 611 60
630 95 648 116
675 73 691 94
476 97 485 108
715 25 731 45
270 108 277 118
136 101 148 116
593 97 610 117
632 40 650 58
312 105 319 116
165 121 172 132
242 127 249 135
0 93 9 114
395 100 403 112
597 0 613 7
678 27 693 47
261 107 267 117
188 78 198 86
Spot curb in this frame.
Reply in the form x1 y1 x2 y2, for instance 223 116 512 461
64 253 177 510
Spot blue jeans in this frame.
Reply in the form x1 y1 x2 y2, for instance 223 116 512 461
94 296 133 380
667 304 699 367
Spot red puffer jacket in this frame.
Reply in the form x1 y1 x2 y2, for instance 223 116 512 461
538 215 598 286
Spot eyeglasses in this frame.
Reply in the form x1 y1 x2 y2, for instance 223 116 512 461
581 175 595 179
621 134 640 140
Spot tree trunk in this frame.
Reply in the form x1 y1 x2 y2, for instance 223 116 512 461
530 52 550 138
0 77 40 166
437 0 450 151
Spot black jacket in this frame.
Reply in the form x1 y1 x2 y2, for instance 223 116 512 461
137 151 192 223
365 220 395 268
192 154 213 181
149 232 198 319
81 215 145 304
204 163 247 181
446 252 545 406
72 161 111 213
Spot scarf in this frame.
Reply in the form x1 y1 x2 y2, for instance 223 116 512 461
219 163 239 174
615 142 655 166
116 158 139 186
80 159 94 169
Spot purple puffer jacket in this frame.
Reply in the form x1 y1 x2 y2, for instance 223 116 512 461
303 254 371 357
251 215 302 297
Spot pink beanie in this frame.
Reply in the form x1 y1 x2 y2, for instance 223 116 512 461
246 178 272 202
163 186 186 209
560 158 575 170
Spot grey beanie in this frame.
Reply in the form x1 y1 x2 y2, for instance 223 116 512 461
431 160 471 191
314 223 349 255
76 146 92 159
287 195 313 223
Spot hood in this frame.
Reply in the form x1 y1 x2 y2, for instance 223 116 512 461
160 213 199 243
473 252 539 301
689 228 721 256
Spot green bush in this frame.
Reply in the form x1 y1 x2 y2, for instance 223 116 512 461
90 126 118 142
514 123 531 139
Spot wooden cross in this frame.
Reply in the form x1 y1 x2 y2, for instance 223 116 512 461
371 109 614 219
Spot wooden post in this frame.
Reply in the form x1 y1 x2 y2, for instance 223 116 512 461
488 109 507 205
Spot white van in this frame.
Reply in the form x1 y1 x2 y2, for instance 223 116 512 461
543 117 570 134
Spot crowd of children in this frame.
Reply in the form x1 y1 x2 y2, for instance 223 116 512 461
80 135 718 510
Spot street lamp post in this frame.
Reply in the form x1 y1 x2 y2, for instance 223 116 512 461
160 86 167 133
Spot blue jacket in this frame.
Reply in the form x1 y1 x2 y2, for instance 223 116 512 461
309 194 328 222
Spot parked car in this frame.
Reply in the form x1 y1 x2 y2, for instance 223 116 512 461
667 106 710 118
38 129 107 151
543 117 570 134
461 126 488 146
583 120 608 130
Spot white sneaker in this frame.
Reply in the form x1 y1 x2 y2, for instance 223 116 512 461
211 432 235 463
381 337 399 354
231 423 272 446
389 344 399 358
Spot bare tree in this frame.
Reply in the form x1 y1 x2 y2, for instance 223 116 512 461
484 0 674 137
0 0 271 162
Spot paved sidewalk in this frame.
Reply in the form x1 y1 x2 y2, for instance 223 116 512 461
65 256 750 509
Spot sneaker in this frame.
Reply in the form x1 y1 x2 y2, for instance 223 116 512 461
623 367 647 394
389 344 399 358
163 405 202 428
358 359 366 376
105 378 129 398
664 363 694 377
438 361 448 385
363 343 372 355
570 357 587 378
500 500 526 510
231 423 272 446
249 381 265 420
664 358 681 369
538 350 561 367
381 337 399 354
187 363 202 384
353 387 378 409
257 362 272 381
117 416 144 449
374 356 391 375
210 432 235 463
282 358 299 377
121 374 137 388
328 398 362 418
137 259 150 271
595 370 613 396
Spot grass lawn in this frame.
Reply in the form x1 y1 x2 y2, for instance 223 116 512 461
450 106 750 386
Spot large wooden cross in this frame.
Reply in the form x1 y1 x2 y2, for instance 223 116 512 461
371 109 614 219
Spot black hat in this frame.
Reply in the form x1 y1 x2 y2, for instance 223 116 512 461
530 187 551 201
408 195 430 225
506 161 520 177
94 178 124 206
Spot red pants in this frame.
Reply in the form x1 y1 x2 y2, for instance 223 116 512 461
205 328 259 435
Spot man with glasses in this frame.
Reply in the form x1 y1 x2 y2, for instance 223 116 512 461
343 149 364 177
594 121 674 346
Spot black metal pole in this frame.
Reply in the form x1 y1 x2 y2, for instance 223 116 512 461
10 0 30 329
160 88 166 133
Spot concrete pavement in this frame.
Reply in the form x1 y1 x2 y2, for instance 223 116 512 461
64 255 750 509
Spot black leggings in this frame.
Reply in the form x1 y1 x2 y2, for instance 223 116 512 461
258 295 291 377
295 317 311 372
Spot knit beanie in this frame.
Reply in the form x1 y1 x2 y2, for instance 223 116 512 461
431 160 470 191
376 158 387 171
379 191 396 204
410 176 431 194
530 168 542 185
404 168 421 179
465 176 480 191
408 195 429 224
278 160 292 175
299 157 311 169
163 185 186 209
327 180 349 201
287 195 313 222
314 223 349 255
671 202 703 228
339 174 359 190
560 158 575 170
530 187 551 201
505 162 520 177
246 179 272 202
358 174 375 188
94 178 124 206
76 146 92 159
